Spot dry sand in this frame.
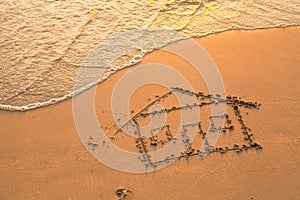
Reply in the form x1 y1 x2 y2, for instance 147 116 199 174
0 27 299 199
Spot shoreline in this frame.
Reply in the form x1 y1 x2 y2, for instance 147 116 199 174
0 25 299 113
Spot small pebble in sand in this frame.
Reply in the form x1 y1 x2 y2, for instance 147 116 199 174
115 187 131 199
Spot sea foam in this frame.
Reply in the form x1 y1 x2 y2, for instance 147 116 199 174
0 0 299 111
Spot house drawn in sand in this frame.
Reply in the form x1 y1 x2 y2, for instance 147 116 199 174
89 87 263 169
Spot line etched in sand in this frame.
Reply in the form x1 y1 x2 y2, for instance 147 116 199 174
88 87 262 170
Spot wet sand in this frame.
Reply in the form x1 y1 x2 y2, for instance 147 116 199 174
0 27 299 199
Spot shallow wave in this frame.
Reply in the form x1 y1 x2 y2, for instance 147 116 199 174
0 0 299 111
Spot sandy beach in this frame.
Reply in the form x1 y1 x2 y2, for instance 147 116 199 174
0 27 299 199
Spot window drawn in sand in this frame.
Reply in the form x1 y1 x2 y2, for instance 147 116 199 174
88 87 262 168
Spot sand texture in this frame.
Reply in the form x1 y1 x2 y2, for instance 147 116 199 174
0 27 299 199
